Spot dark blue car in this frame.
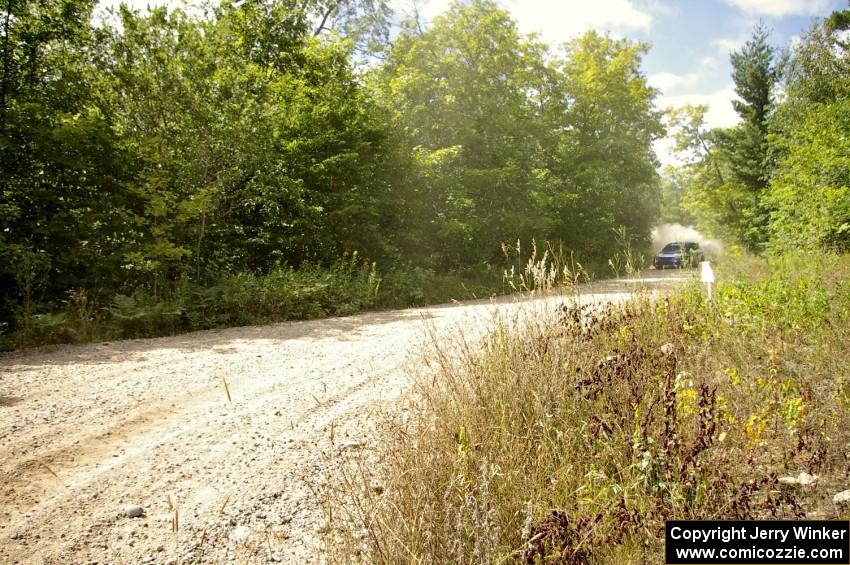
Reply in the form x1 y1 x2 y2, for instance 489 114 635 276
653 241 704 269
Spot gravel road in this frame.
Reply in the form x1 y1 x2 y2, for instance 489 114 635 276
0 271 690 564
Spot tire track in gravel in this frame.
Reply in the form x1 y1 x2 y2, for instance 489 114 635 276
0 271 690 564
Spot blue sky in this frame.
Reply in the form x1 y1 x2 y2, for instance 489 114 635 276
98 0 846 165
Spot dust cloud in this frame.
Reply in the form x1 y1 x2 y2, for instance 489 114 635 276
651 223 723 258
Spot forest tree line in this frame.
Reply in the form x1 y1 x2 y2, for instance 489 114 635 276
1 0 847 345
663 9 850 253
0 0 663 343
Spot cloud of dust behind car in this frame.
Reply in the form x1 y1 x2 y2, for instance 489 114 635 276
651 223 723 258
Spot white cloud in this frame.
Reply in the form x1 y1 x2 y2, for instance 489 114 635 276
639 0 676 18
654 85 740 166
699 56 718 68
665 86 740 129
648 56 719 96
712 36 747 53
649 71 702 93
391 1 657 43
722 0 836 17
502 0 653 42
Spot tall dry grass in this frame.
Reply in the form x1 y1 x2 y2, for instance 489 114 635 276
328 252 850 563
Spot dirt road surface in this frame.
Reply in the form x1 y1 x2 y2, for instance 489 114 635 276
0 271 690 564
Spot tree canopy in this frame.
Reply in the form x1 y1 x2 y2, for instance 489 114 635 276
1 0 664 340
666 9 850 253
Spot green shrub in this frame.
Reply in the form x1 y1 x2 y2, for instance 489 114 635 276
109 291 184 339
23 312 74 345
331 253 850 563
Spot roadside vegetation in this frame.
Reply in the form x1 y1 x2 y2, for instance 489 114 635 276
330 252 850 562
4 0 847 351
1 0 660 349
2 0 849 560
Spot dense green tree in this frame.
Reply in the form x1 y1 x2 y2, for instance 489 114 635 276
98 2 400 283
667 9 850 253
375 0 552 268
546 31 663 257
1 0 402 333
764 8 850 251
376 1 662 268
0 0 668 342
305 0 392 55
765 99 850 251
719 23 777 248
659 166 697 226
667 104 740 239
778 12 850 117
671 24 778 248
0 0 133 328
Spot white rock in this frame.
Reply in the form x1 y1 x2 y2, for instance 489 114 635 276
833 490 850 505
660 343 675 356
778 471 818 487
229 525 251 545
124 505 145 518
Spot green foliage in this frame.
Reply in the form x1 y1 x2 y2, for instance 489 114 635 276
674 24 777 249
17 312 72 345
377 0 553 268
120 256 381 337
763 9 850 253
766 98 850 251
98 4 399 278
659 167 697 226
779 13 850 118
0 0 132 327
547 31 663 257
716 277 830 333
336 253 850 562
3 256 383 346
669 10 850 253
730 23 776 130
2 0 667 347
719 23 776 248
667 104 739 240
109 290 184 338
376 1 662 269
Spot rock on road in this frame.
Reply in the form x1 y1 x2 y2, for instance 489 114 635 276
0 271 689 564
